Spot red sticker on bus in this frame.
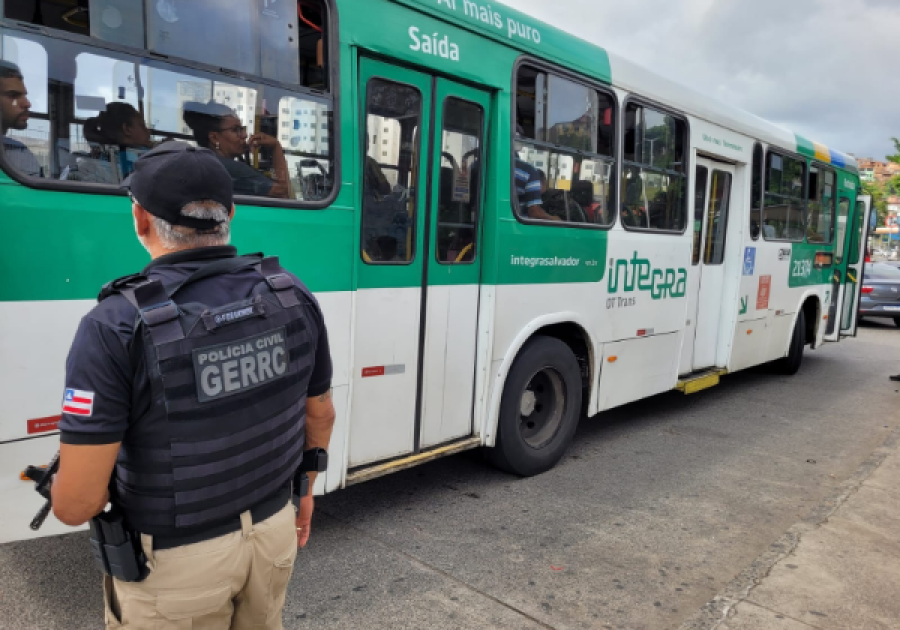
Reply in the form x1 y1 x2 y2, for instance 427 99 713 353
757 275 772 310
27 415 61 435
362 366 385 378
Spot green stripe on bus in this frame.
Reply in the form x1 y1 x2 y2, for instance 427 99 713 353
795 134 817 160
0 185 355 301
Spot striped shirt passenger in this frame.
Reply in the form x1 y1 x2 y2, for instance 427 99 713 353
514 158 560 222
515 158 542 214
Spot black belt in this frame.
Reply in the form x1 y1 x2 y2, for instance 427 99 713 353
151 484 292 551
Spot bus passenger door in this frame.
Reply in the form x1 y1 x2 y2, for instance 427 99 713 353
692 159 735 370
839 195 872 338
419 80 489 450
823 195 853 342
348 58 488 468
349 58 432 467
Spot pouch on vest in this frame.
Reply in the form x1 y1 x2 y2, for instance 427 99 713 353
114 256 312 531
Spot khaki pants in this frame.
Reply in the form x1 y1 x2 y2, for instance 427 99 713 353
104 502 297 630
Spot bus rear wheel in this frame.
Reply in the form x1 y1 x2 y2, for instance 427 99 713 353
488 336 582 477
775 310 806 375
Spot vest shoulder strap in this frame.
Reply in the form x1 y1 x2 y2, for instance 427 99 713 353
254 256 300 308
120 279 184 345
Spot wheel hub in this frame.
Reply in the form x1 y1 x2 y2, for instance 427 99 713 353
518 367 565 449
520 390 537 416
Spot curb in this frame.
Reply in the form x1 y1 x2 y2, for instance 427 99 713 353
677 424 900 630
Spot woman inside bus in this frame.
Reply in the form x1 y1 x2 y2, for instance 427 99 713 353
182 101 290 199
62 103 154 184
88 103 153 149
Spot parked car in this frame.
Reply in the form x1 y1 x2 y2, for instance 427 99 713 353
860 263 900 326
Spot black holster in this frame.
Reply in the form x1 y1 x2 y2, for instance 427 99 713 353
292 448 329 502
90 506 148 583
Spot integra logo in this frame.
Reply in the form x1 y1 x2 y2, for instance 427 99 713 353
608 252 687 300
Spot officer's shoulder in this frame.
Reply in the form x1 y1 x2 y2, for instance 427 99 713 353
98 272 146 302
85 273 144 335
278 270 322 311
277 268 313 298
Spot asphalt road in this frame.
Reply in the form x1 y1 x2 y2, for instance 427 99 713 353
1 321 898 630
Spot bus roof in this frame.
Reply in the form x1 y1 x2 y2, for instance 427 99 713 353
391 0 858 173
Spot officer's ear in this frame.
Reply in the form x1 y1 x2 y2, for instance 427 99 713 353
229 204 236 220
132 202 152 238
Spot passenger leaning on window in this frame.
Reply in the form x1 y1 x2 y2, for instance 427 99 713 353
64 103 156 184
183 101 290 199
0 60 42 177
85 103 154 150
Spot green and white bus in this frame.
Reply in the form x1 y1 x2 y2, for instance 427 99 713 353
0 0 870 543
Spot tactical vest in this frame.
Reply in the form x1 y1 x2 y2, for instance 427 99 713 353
102 255 312 534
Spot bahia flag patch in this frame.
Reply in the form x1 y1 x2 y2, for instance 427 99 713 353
62 388 95 417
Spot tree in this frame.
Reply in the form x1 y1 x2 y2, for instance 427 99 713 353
887 137 900 165
886 173 900 197
862 180 888 226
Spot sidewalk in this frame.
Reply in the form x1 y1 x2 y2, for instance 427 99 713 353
680 427 900 630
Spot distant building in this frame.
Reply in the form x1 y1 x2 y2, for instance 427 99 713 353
857 158 900 185
279 98 330 159
548 113 594 153
367 114 401 188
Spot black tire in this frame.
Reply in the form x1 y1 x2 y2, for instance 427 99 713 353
893 318 900 329
775 309 805 375
488 336 582 477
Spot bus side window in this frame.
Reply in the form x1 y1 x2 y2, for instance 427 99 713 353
806 166 835 244
621 102 687 232
0 20 335 203
513 64 616 227
763 151 806 241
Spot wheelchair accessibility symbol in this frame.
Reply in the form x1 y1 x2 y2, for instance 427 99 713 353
743 247 756 276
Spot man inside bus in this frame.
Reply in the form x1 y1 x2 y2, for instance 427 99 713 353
515 160 560 222
0 60 42 177
183 101 290 199
514 124 560 222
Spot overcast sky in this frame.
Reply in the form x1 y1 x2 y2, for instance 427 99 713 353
506 0 900 161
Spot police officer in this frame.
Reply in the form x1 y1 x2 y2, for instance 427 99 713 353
50 141 336 629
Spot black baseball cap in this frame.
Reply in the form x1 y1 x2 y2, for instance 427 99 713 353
122 141 233 230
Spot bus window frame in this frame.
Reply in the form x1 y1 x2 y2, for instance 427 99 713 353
510 56 619 232
0 0 341 211
805 160 837 246
618 94 690 235
762 147 807 243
